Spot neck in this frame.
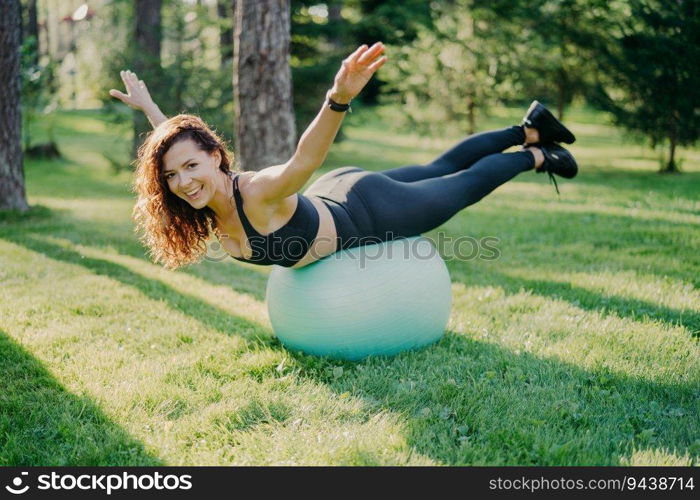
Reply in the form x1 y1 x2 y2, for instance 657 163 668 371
207 170 236 219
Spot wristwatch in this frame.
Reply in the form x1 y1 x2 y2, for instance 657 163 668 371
326 90 352 113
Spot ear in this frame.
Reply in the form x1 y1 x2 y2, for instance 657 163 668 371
211 149 222 167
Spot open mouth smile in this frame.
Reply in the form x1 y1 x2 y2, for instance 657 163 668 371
185 186 203 199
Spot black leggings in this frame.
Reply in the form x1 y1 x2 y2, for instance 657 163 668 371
303 126 534 249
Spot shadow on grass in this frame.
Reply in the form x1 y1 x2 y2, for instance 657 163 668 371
4 228 698 465
1 231 270 343
0 205 270 303
312 331 699 465
14 202 699 340
449 204 700 290
449 265 700 338
0 330 161 466
27 200 677 337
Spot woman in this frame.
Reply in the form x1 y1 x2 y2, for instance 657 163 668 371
110 42 577 270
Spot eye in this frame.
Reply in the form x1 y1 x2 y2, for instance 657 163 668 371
164 164 195 180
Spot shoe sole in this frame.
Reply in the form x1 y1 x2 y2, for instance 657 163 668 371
524 100 576 144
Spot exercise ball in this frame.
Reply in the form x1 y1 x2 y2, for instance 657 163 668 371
266 236 452 360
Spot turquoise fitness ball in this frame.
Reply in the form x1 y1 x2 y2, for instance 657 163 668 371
266 236 452 360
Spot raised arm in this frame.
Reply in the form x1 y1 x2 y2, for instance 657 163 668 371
109 70 167 129
251 42 387 201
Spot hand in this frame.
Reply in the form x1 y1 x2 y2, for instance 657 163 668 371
330 42 387 103
109 70 156 111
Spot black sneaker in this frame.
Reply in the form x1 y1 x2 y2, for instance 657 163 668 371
535 143 578 195
521 100 576 145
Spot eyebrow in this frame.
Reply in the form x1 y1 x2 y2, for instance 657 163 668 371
164 158 196 174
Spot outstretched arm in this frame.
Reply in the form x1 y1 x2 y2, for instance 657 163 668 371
251 42 387 202
109 70 167 129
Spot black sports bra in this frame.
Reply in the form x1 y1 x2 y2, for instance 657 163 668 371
227 173 320 267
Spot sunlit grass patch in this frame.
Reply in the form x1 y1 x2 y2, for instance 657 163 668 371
1 106 698 465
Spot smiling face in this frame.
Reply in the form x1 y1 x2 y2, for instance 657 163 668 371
162 138 223 208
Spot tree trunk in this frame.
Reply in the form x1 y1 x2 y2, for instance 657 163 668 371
668 138 677 172
218 0 235 66
556 63 569 121
132 0 162 159
663 127 679 173
466 96 476 135
233 0 296 171
556 81 566 121
556 39 569 121
0 0 29 212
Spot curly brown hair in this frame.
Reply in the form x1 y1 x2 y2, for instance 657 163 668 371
132 114 236 270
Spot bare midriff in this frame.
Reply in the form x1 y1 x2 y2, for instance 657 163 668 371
216 173 339 269
290 197 338 268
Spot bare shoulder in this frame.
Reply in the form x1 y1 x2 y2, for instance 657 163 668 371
236 171 270 204
236 171 297 223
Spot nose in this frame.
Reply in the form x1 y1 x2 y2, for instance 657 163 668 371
178 171 194 188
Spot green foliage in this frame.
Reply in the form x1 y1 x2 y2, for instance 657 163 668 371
290 0 436 132
348 0 433 45
473 0 609 117
291 1 353 137
379 6 511 135
84 0 135 162
346 0 435 102
91 0 235 166
587 0 700 171
159 1 234 141
20 35 59 154
291 58 340 135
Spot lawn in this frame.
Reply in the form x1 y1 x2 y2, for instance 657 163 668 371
1 105 698 465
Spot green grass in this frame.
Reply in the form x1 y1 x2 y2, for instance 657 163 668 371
1 107 698 466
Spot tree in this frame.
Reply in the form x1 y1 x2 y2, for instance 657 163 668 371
589 0 700 172
218 0 235 67
476 0 608 120
21 35 59 159
132 0 163 157
327 0 343 50
380 6 508 135
97 0 236 167
0 0 29 212
234 0 296 171
286 0 435 135
347 0 434 103
22 0 39 66
289 0 351 138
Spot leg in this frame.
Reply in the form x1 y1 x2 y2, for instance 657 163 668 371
379 125 526 182
355 150 536 239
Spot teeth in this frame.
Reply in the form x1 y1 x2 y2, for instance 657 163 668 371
186 187 201 196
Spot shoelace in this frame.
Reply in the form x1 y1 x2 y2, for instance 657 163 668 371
546 169 561 196
537 145 562 197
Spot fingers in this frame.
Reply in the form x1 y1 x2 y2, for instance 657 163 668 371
347 44 369 65
109 89 127 102
119 69 142 89
367 55 387 73
357 41 384 65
